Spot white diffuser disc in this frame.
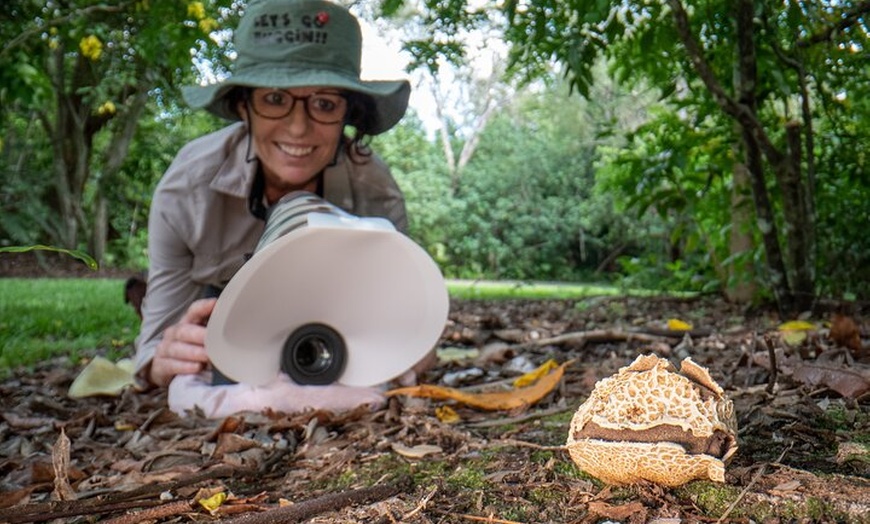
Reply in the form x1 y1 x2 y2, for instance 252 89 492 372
205 219 449 387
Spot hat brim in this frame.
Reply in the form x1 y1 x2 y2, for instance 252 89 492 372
182 66 410 135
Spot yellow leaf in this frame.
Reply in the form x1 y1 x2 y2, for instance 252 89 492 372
667 318 693 331
778 320 816 332
513 359 559 387
386 361 572 411
782 330 808 346
198 492 226 513
435 405 461 424
114 421 136 431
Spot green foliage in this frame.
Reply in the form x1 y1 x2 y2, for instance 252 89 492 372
0 245 98 270
373 111 456 265
0 0 238 257
494 0 870 302
2 0 867 300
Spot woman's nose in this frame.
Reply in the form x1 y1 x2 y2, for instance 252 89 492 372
284 101 312 134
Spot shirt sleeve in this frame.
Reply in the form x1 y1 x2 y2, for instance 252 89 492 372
133 184 204 385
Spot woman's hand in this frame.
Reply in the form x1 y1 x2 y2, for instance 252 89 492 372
149 298 216 387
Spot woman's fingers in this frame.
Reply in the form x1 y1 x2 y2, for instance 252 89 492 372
149 298 219 387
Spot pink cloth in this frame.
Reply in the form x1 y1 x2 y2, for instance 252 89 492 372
167 371 386 418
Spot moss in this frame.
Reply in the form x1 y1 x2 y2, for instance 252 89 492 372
778 497 830 521
527 485 563 505
676 481 742 517
446 465 488 491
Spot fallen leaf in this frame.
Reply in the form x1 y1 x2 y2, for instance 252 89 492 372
830 314 862 353
772 480 802 492
791 363 870 399
435 405 461 424
391 442 443 458
68 357 136 398
198 491 227 514
50 429 76 501
386 361 571 411
588 500 647 521
667 318 693 331
779 320 817 332
513 358 559 387
782 330 808 346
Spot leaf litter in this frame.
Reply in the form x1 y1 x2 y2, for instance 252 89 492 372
0 295 868 523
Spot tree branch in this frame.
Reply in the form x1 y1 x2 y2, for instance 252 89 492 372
0 3 131 59
797 0 870 48
221 477 411 524
665 0 785 167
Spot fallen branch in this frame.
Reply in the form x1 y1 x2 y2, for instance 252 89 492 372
716 445 791 524
221 477 411 524
516 328 706 350
432 509 527 524
465 405 572 428
0 464 239 523
102 500 193 524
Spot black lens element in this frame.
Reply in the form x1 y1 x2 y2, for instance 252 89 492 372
282 323 346 385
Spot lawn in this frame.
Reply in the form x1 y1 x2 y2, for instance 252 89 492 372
0 277 682 372
0 278 140 372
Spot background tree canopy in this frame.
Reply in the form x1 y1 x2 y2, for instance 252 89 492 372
1 0 867 314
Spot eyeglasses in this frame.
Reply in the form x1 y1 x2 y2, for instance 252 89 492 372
248 89 347 124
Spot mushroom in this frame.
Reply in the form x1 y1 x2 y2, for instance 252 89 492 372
566 354 738 486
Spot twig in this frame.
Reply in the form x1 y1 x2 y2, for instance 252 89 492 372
764 333 778 394
517 329 685 351
716 445 791 523
101 500 193 524
0 464 239 523
432 510 527 524
493 438 566 453
401 485 438 521
221 477 412 524
0 499 168 524
465 405 572 428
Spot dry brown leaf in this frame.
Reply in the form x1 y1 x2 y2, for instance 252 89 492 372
213 433 259 458
791 363 870 399
386 361 571 411
830 314 862 353
50 428 76 501
588 500 648 522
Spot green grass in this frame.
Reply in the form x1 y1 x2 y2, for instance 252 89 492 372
0 277 692 372
446 279 696 300
0 278 140 372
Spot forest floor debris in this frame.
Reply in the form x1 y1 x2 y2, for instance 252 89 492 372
1 287 868 522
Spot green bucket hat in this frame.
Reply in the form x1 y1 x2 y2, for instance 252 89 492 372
183 0 410 135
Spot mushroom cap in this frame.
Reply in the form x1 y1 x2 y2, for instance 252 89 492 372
566 354 738 486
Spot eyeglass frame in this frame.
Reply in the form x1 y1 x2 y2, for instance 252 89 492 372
245 88 349 125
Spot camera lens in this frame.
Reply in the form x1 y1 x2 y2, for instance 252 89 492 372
282 323 346 385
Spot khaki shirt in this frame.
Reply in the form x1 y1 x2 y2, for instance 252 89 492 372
134 122 407 379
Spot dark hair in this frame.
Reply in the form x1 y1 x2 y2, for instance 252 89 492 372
228 87 375 163
341 91 377 162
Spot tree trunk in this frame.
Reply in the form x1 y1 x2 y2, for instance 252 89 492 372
732 0 795 313
667 0 809 315
777 122 815 310
89 87 151 263
726 150 757 303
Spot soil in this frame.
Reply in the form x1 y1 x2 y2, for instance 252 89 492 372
1 256 868 523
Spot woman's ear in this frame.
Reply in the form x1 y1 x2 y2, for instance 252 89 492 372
237 99 249 124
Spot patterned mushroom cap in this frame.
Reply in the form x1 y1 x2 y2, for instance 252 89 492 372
566 354 738 486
